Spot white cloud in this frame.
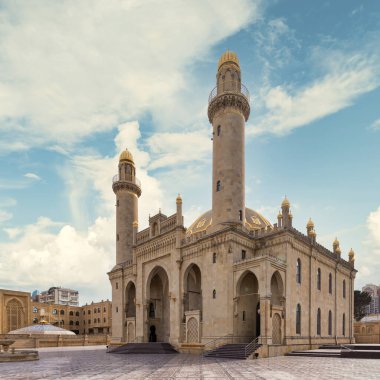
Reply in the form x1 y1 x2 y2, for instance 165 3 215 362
147 131 211 170
355 206 380 287
369 119 380 132
0 0 259 151
251 51 380 136
24 172 41 181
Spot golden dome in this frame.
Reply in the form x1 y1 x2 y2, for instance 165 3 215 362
306 218 314 228
333 237 339 247
349 248 355 258
281 196 290 208
119 148 134 162
176 194 182 204
186 208 271 236
277 211 282 219
336 246 341 254
218 50 240 69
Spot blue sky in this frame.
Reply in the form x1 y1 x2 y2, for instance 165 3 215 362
0 0 379 304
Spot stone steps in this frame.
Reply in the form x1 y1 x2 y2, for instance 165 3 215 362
204 343 261 360
109 342 178 355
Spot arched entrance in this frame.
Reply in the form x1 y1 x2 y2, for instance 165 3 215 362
236 271 260 339
184 264 202 313
270 271 284 306
272 313 281 344
146 266 170 342
125 281 136 342
6 298 25 332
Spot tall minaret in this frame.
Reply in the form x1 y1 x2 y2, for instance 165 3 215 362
208 51 250 229
112 148 141 264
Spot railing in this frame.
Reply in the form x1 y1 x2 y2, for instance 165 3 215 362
208 81 250 104
203 334 252 352
203 334 233 352
245 336 260 358
112 174 141 188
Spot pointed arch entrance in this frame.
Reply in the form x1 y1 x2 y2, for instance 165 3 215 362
125 281 136 342
235 271 260 339
146 266 170 342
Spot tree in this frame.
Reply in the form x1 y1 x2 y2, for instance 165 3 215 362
354 290 372 321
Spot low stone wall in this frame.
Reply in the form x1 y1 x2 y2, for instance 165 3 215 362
0 334 111 349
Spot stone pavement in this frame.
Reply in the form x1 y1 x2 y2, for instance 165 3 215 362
1 346 380 379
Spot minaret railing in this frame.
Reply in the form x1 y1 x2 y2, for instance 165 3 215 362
208 81 250 104
112 174 141 188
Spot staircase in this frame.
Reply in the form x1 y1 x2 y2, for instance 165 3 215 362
109 342 178 354
204 337 261 360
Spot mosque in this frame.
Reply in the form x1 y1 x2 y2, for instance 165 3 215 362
108 51 357 357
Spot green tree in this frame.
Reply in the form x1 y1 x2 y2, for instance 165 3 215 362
354 290 372 321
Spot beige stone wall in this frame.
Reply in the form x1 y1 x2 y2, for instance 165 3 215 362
354 321 380 343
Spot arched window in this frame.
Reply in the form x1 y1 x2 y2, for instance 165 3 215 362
217 125 221 136
76 321 79 326
342 313 346 336
212 252 216 264
213 289 216 299
242 311 246 321
69 320 74 325
241 250 246 260
328 310 332 335
296 259 301 284
149 302 155 318
216 180 221 192
317 308 321 335
239 210 243 221
329 273 332 294
343 280 346 298
76 311 80 317
60 310 64 315
317 268 321 290
69 311 74 316
296 304 301 334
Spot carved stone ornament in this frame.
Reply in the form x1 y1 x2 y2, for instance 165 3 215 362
208 93 250 122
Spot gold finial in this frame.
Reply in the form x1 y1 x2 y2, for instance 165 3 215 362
281 196 290 208
132 221 138 228
119 148 134 162
306 218 314 228
333 237 339 248
218 50 240 69
348 248 355 260
336 246 341 255
176 194 182 204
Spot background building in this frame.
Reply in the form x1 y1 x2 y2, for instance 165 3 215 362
362 284 380 315
39 287 79 306
0 288 111 335
354 314 380 343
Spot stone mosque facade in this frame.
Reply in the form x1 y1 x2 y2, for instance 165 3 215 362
108 51 357 357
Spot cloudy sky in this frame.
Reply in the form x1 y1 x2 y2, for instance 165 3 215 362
0 0 379 304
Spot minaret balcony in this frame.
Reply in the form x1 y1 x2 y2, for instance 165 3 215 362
208 81 250 122
208 81 250 104
112 174 142 196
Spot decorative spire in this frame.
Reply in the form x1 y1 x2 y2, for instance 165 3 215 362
176 193 182 204
218 50 240 69
306 218 314 229
119 148 134 163
281 196 290 208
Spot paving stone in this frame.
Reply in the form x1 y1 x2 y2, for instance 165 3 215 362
0 346 380 379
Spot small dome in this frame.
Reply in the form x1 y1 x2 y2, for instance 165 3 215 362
281 196 290 208
306 218 314 228
309 229 316 237
277 211 282 219
349 248 355 258
119 148 134 162
8 322 75 335
176 194 182 204
218 50 240 69
336 246 341 254
333 237 340 247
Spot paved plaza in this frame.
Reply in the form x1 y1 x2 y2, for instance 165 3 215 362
1 346 380 379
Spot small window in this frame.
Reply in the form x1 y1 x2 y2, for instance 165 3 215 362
343 313 346 336
88 310 91 315
33 306 38 313
242 250 246 260
76 321 79 326
242 311 246 321
296 259 301 284
52 309 57 315
216 180 221 192
76 311 80 317
94 308 97 314
328 310 332 335
217 125 221 136
104 318 106 323
69 320 74 325
296 304 301 334
116 200 119 207
104 307 106 312
116 307 118 313
213 289 216 299
98 318 100 323
317 268 321 290
33 317 38 323
329 273 332 294
212 252 216 264
239 210 243 221
116 282 119 290
98 307 100 313
149 302 155 318
116 234 119 241
343 280 346 299
88 319 91 324
94 319 96 323
317 308 321 335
